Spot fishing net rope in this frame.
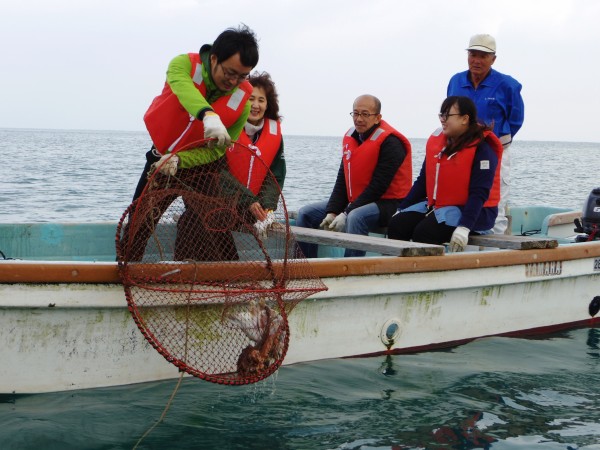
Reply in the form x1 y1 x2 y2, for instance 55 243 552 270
116 140 327 385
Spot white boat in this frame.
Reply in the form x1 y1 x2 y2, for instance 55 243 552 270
1 206 599 394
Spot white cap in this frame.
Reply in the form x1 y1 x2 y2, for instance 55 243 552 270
466 34 496 53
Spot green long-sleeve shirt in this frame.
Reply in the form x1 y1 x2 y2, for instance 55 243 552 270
166 47 250 168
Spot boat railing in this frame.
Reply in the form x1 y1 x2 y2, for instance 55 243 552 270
0 208 571 264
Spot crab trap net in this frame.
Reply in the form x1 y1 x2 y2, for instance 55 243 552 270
116 141 327 385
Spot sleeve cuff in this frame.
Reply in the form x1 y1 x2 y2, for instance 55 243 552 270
197 107 214 120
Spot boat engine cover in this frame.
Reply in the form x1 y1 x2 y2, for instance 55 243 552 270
581 187 600 235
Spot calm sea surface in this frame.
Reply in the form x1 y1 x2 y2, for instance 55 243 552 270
1 128 600 222
1 128 600 449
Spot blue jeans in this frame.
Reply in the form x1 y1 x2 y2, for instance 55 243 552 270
295 200 381 258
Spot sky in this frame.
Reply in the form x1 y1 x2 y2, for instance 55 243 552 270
1 0 599 143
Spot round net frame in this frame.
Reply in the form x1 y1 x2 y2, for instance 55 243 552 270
116 140 326 385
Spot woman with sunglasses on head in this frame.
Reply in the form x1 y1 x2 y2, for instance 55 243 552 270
387 96 503 252
226 71 286 222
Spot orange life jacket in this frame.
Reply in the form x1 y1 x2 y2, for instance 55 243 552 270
341 120 412 202
425 129 503 207
143 52 252 154
226 119 282 195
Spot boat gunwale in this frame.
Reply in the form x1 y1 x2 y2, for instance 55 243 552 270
3 241 600 283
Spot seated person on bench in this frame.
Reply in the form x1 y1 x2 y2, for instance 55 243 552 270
387 96 502 252
295 94 412 258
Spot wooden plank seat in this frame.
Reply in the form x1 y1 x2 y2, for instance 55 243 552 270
368 227 559 250
289 226 444 257
468 234 558 250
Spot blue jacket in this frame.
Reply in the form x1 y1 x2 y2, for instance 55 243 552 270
447 69 524 140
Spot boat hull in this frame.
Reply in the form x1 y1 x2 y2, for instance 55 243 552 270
2 243 600 394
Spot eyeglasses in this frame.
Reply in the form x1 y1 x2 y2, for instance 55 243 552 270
350 112 379 119
438 113 462 121
218 63 250 83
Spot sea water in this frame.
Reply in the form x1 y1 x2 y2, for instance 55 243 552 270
1 128 600 449
2 128 600 222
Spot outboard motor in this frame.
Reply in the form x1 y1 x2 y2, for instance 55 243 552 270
574 187 600 241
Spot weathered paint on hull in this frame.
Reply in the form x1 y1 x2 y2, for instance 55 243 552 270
2 248 600 394
285 260 600 363
0 284 180 393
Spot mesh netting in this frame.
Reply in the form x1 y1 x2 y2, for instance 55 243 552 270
116 140 327 385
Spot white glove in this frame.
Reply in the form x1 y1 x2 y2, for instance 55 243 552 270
202 112 231 148
449 226 470 252
329 212 347 232
156 153 179 176
254 210 276 240
319 213 336 230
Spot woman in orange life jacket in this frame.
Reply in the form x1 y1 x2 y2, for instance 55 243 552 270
170 72 284 261
387 96 503 252
226 71 286 222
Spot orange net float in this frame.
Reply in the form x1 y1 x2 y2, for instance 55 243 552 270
116 139 327 385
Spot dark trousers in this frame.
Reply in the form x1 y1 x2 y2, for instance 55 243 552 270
387 211 455 245
122 157 239 262
132 147 161 202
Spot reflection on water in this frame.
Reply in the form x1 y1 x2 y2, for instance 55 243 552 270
0 328 599 449
587 327 600 361
379 354 398 377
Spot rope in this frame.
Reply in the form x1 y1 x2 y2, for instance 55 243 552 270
132 370 185 450
587 224 599 241
518 224 541 236
520 229 541 236
132 261 198 450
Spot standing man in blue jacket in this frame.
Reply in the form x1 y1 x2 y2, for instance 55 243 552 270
447 34 524 235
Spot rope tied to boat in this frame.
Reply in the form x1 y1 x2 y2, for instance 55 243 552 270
586 224 599 241
115 139 326 385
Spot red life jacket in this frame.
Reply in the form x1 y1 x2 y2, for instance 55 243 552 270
425 129 503 207
341 120 412 202
143 52 252 154
227 119 282 195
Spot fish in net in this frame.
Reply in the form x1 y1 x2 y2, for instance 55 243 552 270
116 141 327 385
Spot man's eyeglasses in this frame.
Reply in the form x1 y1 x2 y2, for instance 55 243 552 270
219 63 250 83
350 112 379 119
438 113 462 121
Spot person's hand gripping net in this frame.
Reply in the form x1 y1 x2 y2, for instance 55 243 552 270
154 153 179 176
203 111 231 148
